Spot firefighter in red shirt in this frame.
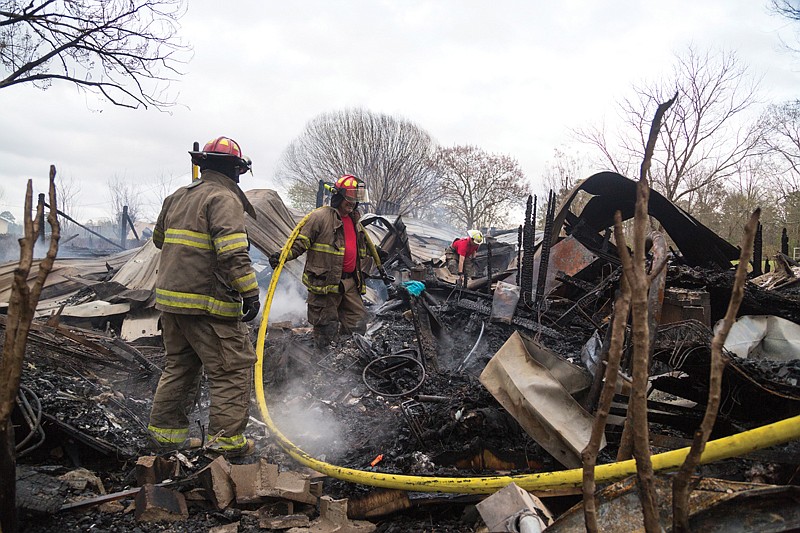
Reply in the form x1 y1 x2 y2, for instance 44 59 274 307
446 229 484 286
270 175 386 349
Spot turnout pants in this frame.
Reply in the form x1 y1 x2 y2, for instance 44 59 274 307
148 312 256 451
445 246 475 278
307 276 367 348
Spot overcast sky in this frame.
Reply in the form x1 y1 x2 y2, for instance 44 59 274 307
1 0 799 226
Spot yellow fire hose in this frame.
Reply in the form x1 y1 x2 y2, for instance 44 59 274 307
254 214 800 494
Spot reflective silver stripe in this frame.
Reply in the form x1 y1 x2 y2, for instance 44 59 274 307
310 243 344 255
164 228 213 250
232 272 258 293
214 233 249 254
156 288 241 318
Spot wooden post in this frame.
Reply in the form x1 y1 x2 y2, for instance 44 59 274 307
120 205 128 250
37 193 45 244
316 180 325 208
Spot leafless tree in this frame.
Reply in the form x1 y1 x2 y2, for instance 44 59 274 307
574 46 765 205
277 108 441 216
107 175 142 226
432 145 529 230
0 0 190 110
55 173 81 235
541 147 587 198
760 100 800 198
771 0 800 21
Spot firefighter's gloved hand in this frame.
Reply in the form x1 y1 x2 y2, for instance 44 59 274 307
268 252 281 270
241 295 260 322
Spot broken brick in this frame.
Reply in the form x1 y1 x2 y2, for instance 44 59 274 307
198 455 234 510
135 455 176 486
134 484 188 522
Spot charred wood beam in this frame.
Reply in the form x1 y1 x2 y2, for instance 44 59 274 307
44 201 124 250
110 338 160 374
402 290 439 373
41 412 120 457
535 191 556 308
752 222 763 277
516 225 522 286
456 298 562 339
521 195 536 307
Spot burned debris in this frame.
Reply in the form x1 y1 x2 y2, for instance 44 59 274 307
2 172 800 532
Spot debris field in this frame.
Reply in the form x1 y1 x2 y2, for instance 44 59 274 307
4 173 800 532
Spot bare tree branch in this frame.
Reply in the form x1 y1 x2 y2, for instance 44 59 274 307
0 0 190 110
574 45 764 208
671 208 760 532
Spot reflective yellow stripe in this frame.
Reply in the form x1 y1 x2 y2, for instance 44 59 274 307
214 232 249 254
302 273 340 294
232 272 258 293
156 288 241 318
296 234 311 246
310 243 344 255
209 433 246 451
358 245 367 257
164 228 213 250
147 425 188 444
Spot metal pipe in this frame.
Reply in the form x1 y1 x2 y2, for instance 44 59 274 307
457 320 485 372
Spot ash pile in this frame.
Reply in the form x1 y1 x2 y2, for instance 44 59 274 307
5 172 800 532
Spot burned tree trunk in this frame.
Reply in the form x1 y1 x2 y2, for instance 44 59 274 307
0 168 60 533
671 209 760 533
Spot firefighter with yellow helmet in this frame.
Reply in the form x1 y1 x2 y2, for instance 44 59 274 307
270 174 386 350
148 136 258 457
445 229 484 286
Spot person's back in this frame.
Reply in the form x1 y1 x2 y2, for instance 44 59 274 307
445 230 483 281
155 170 255 319
148 136 260 457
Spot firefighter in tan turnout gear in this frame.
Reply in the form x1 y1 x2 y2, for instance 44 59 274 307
148 136 259 457
270 175 388 350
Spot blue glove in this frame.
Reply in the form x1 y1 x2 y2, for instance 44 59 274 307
401 280 426 296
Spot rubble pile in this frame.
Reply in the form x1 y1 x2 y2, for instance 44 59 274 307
4 174 800 532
